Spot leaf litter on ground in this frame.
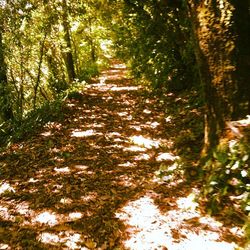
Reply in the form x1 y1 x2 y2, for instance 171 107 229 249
0 61 246 249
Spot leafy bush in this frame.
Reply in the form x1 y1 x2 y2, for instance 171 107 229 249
200 120 250 245
78 62 99 82
0 98 65 149
0 79 89 150
202 136 250 212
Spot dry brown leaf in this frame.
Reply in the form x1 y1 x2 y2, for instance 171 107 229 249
53 224 71 231
111 189 116 194
84 239 97 249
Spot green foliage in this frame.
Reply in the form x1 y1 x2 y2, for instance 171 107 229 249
0 98 64 148
49 79 69 95
202 138 250 216
0 77 89 149
155 162 181 182
78 62 100 82
0 0 113 125
113 0 198 91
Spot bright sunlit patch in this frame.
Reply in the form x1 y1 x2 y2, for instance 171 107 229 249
71 129 96 137
50 147 60 153
107 132 121 137
113 138 124 143
69 212 83 220
54 167 71 173
110 86 140 91
134 153 150 160
74 165 88 170
71 21 80 32
177 193 198 211
44 121 62 129
116 192 239 250
116 196 161 224
149 121 160 128
67 103 75 107
81 192 98 202
129 125 142 131
39 232 60 245
130 135 160 149
89 83 109 91
229 227 244 237
116 175 134 187
124 145 146 152
172 232 237 250
116 195 172 249
0 182 15 194
0 205 15 221
39 231 82 249
100 76 107 85
199 216 223 229
0 244 9 249
165 116 172 123
40 131 52 136
65 233 81 249
53 156 64 163
113 63 127 69
109 69 121 74
143 109 151 114
118 111 128 117
118 161 136 167
28 178 39 183
16 202 31 216
34 211 58 226
126 115 133 120
60 198 73 204
156 152 177 162
85 122 104 128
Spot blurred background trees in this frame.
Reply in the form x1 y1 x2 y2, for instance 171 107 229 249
0 0 113 126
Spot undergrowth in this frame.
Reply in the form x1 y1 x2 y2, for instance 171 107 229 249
0 99 64 149
201 127 250 246
154 87 250 246
0 82 87 150
202 137 250 216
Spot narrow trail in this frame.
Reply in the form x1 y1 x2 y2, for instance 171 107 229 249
0 62 244 249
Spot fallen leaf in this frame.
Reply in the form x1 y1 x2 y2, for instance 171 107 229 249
84 239 97 249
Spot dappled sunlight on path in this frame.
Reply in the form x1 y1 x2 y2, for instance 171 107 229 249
116 191 238 250
0 62 245 249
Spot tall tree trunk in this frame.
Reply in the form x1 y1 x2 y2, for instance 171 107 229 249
186 0 242 155
231 0 250 118
88 19 97 62
61 0 76 83
0 22 13 121
33 33 47 109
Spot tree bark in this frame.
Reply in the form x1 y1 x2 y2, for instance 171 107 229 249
186 0 241 155
231 0 250 118
33 33 47 109
61 0 76 83
0 21 14 121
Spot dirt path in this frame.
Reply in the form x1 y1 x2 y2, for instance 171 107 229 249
0 62 245 249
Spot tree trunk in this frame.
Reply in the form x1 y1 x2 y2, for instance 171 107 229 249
186 0 242 155
231 0 250 118
61 0 76 83
88 18 97 62
0 22 13 121
33 33 47 109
